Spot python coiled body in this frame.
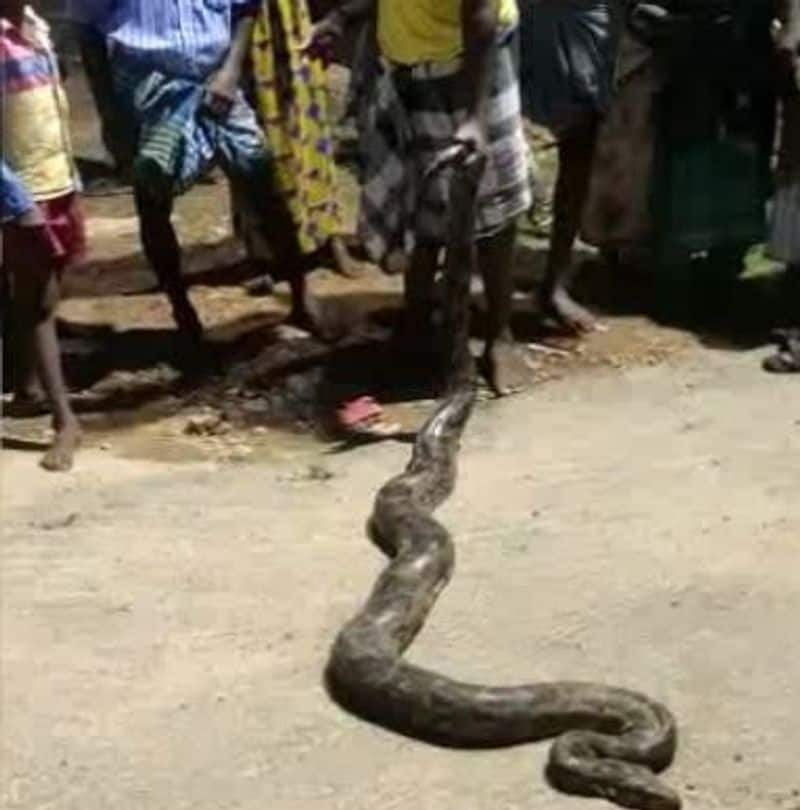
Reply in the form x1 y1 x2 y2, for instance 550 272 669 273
326 156 680 810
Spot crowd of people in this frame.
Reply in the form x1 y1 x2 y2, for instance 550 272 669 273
2 0 799 472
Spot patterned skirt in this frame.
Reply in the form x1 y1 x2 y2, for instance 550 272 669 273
246 0 343 254
358 35 532 270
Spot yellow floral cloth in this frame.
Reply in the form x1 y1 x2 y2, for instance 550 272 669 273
249 0 342 254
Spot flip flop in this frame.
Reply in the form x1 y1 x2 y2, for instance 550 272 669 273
763 349 800 373
336 396 402 440
764 329 800 373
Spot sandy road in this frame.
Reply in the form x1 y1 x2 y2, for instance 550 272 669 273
3 345 800 810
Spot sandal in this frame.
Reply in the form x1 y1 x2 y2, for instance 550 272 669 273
336 396 402 440
763 329 800 373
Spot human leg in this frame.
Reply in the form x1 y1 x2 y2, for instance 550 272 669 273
10 299 41 405
476 222 528 396
217 81 333 335
541 120 599 333
75 23 136 181
132 156 203 343
401 243 440 348
12 255 81 471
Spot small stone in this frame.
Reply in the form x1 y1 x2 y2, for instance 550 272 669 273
185 411 230 437
99 442 112 451
253 426 269 436
733 753 743 763
307 465 334 482
40 513 79 531
240 399 271 417
228 445 253 462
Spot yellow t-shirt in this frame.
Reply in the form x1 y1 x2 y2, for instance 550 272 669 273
378 0 519 65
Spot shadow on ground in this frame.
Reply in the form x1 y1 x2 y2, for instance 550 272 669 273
515 241 794 351
5 236 791 450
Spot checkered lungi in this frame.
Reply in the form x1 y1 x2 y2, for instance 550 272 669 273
357 35 532 270
113 59 270 196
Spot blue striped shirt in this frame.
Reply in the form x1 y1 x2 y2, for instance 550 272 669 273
70 0 259 80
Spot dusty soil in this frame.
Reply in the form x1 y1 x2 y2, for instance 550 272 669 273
4 346 800 810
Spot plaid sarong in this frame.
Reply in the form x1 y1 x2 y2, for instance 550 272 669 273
358 36 532 270
113 58 269 195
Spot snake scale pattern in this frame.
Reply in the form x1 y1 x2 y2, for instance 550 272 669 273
326 155 681 810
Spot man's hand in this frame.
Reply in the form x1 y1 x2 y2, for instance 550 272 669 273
454 116 488 157
302 11 345 63
427 116 488 179
204 67 240 119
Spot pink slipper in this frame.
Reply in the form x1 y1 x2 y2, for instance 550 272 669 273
336 396 402 439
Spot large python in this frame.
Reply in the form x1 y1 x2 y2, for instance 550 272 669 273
326 153 681 810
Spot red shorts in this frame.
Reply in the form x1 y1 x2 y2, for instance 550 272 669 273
2 193 86 274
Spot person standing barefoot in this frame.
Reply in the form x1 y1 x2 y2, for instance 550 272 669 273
235 0 369 294
308 0 532 396
1 3 83 470
764 0 800 372
517 0 619 334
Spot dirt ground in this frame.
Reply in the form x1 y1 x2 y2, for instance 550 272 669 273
3 58 800 810
4 345 800 810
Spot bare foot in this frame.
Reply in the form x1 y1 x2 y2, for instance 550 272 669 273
478 342 531 397
40 421 81 472
287 296 344 344
331 237 370 279
544 287 598 334
173 301 205 346
243 274 276 297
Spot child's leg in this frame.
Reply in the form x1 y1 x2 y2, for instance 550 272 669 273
11 299 42 404
15 266 81 471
